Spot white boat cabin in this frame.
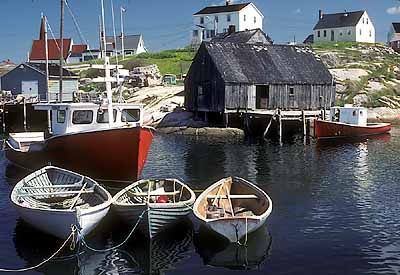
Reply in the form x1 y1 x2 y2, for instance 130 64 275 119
34 102 144 136
330 105 367 126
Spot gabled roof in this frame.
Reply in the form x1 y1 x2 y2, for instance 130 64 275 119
303 34 314 44
26 63 78 78
211 29 273 44
105 35 143 51
392 23 400 33
70 44 88 58
313 10 365 30
29 39 72 61
203 42 332 85
194 3 250 15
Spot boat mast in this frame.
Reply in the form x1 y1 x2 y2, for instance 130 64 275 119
101 0 107 59
120 6 125 60
44 14 52 133
59 0 64 102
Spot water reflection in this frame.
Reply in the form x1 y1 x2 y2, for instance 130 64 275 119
13 216 193 275
194 224 272 270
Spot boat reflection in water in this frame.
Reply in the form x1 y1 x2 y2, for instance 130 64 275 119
13 216 193 274
194 223 272 270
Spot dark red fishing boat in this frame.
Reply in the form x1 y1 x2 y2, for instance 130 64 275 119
5 102 154 183
315 106 391 139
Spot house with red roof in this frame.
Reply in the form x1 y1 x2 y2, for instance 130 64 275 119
28 17 89 64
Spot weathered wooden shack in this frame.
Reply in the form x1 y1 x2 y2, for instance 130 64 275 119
185 42 335 118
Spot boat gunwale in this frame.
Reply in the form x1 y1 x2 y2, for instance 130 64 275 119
11 166 112 214
315 120 391 129
193 177 273 223
112 178 196 207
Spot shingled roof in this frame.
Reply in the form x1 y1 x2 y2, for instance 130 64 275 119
211 29 273 44
105 35 143 51
26 63 78 78
313 11 365 30
204 42 332 85
393 23 400 33
194 3 250 15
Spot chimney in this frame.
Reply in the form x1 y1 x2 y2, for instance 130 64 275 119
226 0 231 6
228 25 236 34
319 9 323 20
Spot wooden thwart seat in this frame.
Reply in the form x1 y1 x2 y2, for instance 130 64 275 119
18 189 94 198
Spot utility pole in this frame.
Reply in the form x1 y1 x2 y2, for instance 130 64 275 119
59 0 64 102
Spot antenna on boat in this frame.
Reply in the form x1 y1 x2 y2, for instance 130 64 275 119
59 0 64 102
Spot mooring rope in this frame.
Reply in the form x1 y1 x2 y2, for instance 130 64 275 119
236 217 249 246
77 209 148 253
0 226 76 273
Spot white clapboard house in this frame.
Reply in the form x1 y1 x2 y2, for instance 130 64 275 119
313 10 375 43
191 1 264 45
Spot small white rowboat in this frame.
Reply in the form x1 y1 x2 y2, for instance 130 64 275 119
112 178 196 238
11 166 112 239
193 177 272 243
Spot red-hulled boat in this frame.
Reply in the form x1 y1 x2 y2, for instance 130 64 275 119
5 103 154 182
315 106 391 139
5 57 154 184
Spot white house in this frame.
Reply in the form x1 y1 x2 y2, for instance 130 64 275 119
313 10 375 43
387 23 400 52
191 1 264 45
105 34 147 56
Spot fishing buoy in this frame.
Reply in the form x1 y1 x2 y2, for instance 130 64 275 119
156 195 168 203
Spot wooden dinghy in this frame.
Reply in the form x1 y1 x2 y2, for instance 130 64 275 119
193 177 272 243
10 166 112 239
112 179 196 238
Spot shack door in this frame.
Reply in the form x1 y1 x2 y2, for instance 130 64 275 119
256 85 269 109
21 81 39 98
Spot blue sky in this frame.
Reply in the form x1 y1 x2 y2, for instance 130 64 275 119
0 0 399 62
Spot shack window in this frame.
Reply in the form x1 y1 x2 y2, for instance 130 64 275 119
122 109 140 122
215 16 218 23
317 31 321 37
289 86 295 96
57 110 66 124
227 14 231 22
97 109 117 123
72 110 93 125
323 30 327 37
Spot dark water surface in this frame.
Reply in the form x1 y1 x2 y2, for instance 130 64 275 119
1 129 400 274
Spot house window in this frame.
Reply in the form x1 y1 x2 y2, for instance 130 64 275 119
360 29 362 35
317 31 321 37
323 30 327 37
215 16 218 23
348 30 351 35
193 30 199 37
227 14 231 22
363 18 365 24
223 28 228 33
289 86 295 96
244 14 246 21
366 18 369 24
369 30 372 37
121 109 140 122
254 16 257 23
57 110 66 124
72 110 93 125
200 17 204 24
340 32 343 36
97 109 117 123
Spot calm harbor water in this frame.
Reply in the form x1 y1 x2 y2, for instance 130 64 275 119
1 129 400 274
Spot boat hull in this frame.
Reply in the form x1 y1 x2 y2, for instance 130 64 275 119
113 203 194 239
204 217 265 243
5 126 154 182
315 120 391 139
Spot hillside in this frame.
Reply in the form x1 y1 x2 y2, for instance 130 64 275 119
311 42 400 108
